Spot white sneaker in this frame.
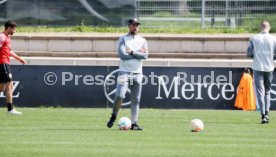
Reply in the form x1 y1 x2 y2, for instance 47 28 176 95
8 109 22 115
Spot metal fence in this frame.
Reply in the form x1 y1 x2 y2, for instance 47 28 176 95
136 0 276 28
0 0 275 28
0 0 135 26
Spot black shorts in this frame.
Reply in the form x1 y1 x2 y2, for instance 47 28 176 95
0 64 12 83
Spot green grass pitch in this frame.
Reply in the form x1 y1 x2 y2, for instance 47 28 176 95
0 108 275 157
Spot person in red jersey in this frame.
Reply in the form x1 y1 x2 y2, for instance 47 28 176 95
0 21 26 115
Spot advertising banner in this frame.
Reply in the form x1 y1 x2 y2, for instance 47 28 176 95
1 65 276 110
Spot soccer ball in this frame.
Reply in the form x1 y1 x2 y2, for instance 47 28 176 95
118 117 131 130
190 119 204 132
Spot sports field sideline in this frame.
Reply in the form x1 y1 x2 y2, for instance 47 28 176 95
0 108 275 157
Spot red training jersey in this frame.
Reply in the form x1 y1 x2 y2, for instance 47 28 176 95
0 33 11 64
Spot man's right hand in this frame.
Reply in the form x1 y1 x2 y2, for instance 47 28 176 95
140 48 148 53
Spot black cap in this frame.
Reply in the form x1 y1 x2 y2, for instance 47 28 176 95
128 18 140 25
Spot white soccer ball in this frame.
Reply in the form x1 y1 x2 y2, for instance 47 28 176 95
190 119 204 132
118 117 131 130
